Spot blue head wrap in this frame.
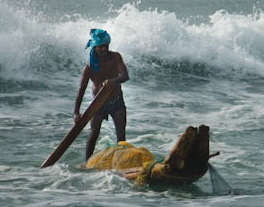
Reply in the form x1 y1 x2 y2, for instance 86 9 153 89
85 29 111 72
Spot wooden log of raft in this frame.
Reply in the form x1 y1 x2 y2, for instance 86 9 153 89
86 125 210 186
146 125 210 185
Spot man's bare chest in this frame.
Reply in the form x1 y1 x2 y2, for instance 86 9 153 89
98 59 117 69
90 60 118 81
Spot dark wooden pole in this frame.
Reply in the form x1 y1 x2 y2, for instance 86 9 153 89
40 85 113 168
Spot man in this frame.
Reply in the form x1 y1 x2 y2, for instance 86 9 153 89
74 29 129 161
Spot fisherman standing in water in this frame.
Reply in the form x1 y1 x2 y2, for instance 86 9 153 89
74 29 129 161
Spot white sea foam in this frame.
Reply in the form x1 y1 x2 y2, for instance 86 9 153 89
1 2 264 81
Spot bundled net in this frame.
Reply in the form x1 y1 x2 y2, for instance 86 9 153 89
86 141 156 171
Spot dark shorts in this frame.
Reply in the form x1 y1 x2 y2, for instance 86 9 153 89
97 92 126 120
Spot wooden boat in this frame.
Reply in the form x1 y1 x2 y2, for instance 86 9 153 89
85 125 216 186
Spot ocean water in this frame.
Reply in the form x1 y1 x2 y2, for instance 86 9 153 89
1 0 264 206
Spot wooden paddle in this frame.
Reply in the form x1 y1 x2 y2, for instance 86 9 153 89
40 85 113 168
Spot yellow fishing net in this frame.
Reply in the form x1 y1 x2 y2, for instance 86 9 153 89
86 141 155 171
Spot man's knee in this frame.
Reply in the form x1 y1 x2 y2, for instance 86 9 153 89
88 128 100 139
90 116 103 134
112 109 126 123
114 112 126 142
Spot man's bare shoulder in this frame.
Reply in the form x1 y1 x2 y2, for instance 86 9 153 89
109 51 122 59
83 63 92 76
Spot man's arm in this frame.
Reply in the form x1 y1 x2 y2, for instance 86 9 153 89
105 53 129 86
74 64 90 122
114 53 129 84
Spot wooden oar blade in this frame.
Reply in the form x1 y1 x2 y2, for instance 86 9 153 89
40 85 113 168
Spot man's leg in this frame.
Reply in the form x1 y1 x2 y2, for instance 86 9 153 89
112 108 126 142
86 113 104 161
